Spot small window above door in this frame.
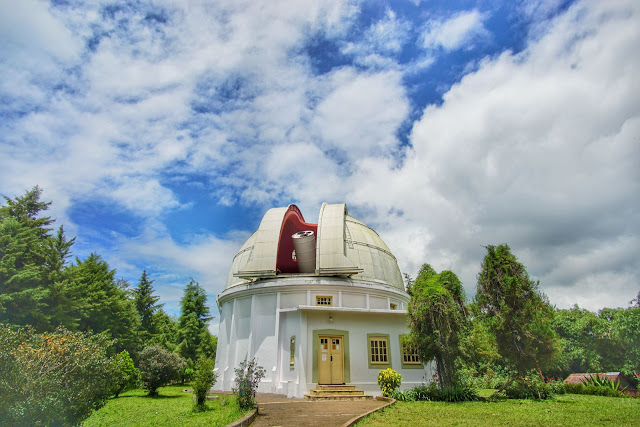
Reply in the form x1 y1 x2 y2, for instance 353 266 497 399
316 296 333 306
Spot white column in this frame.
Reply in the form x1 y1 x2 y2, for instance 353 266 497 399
274 292 282 391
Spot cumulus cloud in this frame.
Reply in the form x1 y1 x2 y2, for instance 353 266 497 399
341 8 412 68
375 0 640 309
0 0 637 315
421 9 489 51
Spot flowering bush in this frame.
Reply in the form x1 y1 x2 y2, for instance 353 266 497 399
0 325 114 425
233 358 266 409
377 368 402 397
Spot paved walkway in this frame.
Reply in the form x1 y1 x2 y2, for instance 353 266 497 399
250 393 387 427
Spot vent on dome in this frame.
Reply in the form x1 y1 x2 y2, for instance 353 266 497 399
292 230 316 273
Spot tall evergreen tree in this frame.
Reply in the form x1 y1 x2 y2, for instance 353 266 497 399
176 279 214 363
408 264 467 387
475 244 558 384
133 270 162 341
0 187 56 328
63 254 141 355
43 225 75 282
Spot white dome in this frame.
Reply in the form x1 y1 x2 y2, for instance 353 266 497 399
225 203 404 290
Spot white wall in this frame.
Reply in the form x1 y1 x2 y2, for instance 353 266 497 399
214 278 422 397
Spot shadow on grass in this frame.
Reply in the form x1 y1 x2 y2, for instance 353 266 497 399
146 394 182 399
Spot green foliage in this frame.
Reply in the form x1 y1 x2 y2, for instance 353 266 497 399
63 253 141 355
564 382 626 397
151 308 180 351
475 244 559 378
552 305 640 384
112 350 140 397
580 374 626 392
134 270 163 342
0 324 114 426
193 358 219 407
0 187 55 329
408 264 467 388
405 382 478 402
377 368 402 397
458 365 512 390
504 374 553 400
233 357 266 410
459 304 503 385
139 345 186 396
177 279 215 364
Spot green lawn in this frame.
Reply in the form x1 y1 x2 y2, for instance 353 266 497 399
358 394 640 426
83 384 250 427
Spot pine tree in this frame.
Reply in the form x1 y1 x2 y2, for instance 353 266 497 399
176 279 214 363
475 244 558 383
0 187 56 328
133 270 162 341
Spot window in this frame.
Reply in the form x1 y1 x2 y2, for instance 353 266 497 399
390 303 397 310
290 336 296 367
369 336 389 365
400 335 422 368
402 343 420 365
316 296 332 306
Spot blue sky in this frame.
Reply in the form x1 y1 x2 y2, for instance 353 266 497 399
1 0 638 329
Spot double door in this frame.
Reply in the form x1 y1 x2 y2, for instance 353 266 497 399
318 335 344 384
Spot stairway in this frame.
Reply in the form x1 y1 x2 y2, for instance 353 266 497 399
304 384 373 401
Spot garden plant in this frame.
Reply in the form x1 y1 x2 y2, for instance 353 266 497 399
233 357 266 410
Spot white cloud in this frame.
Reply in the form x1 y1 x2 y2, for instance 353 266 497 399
0 0 81 62
378 0 640 307
312 69 409 159
342 8 412 61
421 9 489 51
1 0 637 316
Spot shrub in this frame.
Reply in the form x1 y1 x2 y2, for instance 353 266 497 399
193 358 218 408
580 374 627 392
409 383 432 401
459 365 512 389
0 325 114 426
407 382 478 402
389 389 413 401
547 379 566 395
182 366 196 383
112 350 140 397
139 345 186 396
504 375 553 400
435 384 479 402
378 368 402 397
565 382 626 397
233 358 266 410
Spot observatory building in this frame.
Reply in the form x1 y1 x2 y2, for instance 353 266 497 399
214 203 432 398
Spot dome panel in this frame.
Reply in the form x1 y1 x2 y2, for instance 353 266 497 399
225 203 404 290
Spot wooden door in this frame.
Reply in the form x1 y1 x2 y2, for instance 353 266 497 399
318 335 344 384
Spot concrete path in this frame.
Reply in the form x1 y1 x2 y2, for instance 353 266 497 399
250 393 388 427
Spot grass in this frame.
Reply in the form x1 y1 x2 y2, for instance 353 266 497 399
83 384 250 427
357 394 640 426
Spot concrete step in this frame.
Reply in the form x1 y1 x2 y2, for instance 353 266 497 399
304 394 374 401
315 384 357 391
310 389 365 396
